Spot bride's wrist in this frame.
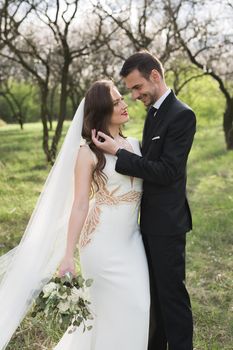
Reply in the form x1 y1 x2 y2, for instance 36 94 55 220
64 251 74 260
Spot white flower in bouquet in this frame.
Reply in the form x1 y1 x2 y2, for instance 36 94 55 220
71 284 90 300
42 282 57 298
31 273 94 333
70 287 82 303
57 300 70 313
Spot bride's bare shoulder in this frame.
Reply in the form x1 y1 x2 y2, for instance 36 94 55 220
76 140 97 169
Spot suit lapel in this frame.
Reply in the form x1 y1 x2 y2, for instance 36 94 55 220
154 90 175 120
142 91 176 155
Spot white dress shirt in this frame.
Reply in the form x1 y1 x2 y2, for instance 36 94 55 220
153 88 171 110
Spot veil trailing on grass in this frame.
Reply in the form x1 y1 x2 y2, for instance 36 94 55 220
0 99 85 349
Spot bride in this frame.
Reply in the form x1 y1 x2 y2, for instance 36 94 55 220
0 80 150 349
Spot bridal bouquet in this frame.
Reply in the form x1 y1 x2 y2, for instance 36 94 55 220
31 273 94 333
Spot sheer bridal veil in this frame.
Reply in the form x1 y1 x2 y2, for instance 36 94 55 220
0 98 85 349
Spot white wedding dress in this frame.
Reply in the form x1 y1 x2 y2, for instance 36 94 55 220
54 138 150 350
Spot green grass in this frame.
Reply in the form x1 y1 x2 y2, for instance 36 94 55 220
0 109 233 349
185 123 233 350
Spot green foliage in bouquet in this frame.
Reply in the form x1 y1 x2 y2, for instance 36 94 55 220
31 274 94 334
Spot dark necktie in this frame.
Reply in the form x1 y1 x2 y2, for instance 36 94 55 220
142 106 158 148
146 106 158 131
148 105 157 121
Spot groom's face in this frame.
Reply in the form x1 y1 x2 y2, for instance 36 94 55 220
123 69 160 107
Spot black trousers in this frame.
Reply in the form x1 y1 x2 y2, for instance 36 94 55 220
142 233 193 350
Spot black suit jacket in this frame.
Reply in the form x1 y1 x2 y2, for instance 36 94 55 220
115 91 196 236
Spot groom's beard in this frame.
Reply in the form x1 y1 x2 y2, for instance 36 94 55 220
138 92 156 107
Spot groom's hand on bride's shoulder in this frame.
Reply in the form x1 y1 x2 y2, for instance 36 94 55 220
91 129 119 155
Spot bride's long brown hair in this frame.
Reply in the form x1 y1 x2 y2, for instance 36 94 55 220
82 80 124 192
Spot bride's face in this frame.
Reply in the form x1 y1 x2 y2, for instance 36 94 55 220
110 86 129 126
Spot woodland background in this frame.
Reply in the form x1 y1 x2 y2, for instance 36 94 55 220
0 0 232 349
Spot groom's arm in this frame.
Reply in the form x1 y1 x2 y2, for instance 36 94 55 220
116 110 196 186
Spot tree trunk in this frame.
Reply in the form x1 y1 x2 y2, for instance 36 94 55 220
50 60 70 162
223 97 233 150
18 115 24 130
69 90 77 116
40 86 51 162
48 85 58 131
47 113 53 131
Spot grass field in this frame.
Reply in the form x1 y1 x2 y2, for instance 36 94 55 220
0 110 233 349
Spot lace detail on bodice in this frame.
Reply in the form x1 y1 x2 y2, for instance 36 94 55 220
95 185 141 205
78 137 142 249
79 182 141 248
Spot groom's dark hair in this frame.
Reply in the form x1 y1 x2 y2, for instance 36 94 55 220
120 51 164 79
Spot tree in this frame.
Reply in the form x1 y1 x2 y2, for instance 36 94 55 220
94 0 182 64
0 0 54 158
164 0 233 149
34 0 108 161
67 38 124 114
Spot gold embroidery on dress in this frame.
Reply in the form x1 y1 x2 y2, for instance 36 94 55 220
79 182 141 248
79 137 140 248
79 205 101 247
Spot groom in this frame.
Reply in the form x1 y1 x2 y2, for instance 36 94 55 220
92 51 196 350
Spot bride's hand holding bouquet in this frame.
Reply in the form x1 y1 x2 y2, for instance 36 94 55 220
31 260 94 334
